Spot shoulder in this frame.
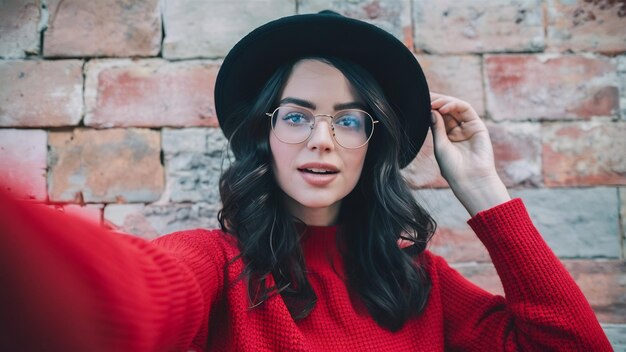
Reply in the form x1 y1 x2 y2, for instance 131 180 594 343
151 228 241 265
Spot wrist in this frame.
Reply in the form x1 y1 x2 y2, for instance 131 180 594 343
449 175 511 217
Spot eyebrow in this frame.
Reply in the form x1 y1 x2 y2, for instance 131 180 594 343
279 97 367 111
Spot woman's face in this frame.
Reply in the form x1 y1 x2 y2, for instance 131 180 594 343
270 59 369 226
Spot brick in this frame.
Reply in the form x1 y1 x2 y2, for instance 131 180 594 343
163 0 294 59
511 188 621 258
413 0 544 54
453 260 626 323
487 122 541 187
43 0 161 57
546 0 626 54
104 202 221 239
563 260 626 323
162 128 230 203
0 60 83 127
416 55 485 116
0 0 40 58
619 187 626 259
48 129 163 203
602 324 626 350
299 0 412 47
403 122 541 189
619 55 626 120
414 189 491 263
47 203 103 224
0 129 47 200
542 121 626 186
402 130 448 189
84 59 219 128
485 55 619 121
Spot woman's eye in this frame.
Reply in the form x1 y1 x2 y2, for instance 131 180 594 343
282 112 307 124
335 115 361 128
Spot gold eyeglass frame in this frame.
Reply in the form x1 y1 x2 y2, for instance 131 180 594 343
265 106 379 149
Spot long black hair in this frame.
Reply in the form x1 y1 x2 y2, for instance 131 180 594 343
218 56 436 331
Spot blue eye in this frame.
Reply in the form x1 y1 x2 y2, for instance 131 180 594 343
335 115 362 129
282 112 307 124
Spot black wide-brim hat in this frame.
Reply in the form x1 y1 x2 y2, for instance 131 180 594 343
214 10 430 168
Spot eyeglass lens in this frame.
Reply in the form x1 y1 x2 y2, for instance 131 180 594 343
271 106 373 148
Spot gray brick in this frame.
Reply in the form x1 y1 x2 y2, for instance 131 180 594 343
162 128 230 203
511 188 620 259
163 0 295 59
602 324 626 352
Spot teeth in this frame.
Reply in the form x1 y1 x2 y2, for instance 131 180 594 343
303 168 336 174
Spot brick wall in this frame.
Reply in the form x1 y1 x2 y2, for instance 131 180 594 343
1 0 625 348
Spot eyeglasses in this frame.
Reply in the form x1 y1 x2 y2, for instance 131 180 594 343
266 106 378 149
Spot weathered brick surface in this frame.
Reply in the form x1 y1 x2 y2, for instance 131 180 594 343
413 0 544 54
43 0 161 57
414 189 491 263
48 129 163 203
402 131 449 189
602 324 626 351
453 259 626 323
299 0 412 47
511 188 621 258
47 203 103 224
416 55 485 116
104 202 221 239
0 0 40 58
619 55 626 119
484 55 619 121
163 0 294 59
162 128 230 203
84 60 219 127
0 60 83 127
619 187 626 259
404 122 541 189
546 0 626 54
0 129 47 200
488 122 541 187
542 121 626 186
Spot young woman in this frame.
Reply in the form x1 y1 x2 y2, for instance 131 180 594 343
0 11 611 351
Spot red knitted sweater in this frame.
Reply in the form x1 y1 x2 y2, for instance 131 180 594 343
0 195 612 351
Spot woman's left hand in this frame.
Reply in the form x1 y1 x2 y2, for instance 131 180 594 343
429 92 510 216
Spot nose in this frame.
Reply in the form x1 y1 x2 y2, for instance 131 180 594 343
306 118 335 151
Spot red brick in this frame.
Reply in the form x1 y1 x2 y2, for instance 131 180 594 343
0 0 40 58
47 203 103 224
487 122 541 187
300 0 413 48
542 121 626 186
485 55 619 121
402 130 449 189
0 129 47 200
416 55 485 116
163 0 293 59
454 260 626 323
547 0 626 54
0 60 83 127
48 128 163 203
43 0 161 57
84 60 219 127
413 0 544 54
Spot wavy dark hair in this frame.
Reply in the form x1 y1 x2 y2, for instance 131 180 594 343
218 56 436 331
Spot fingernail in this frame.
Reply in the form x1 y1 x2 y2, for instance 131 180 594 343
431 112 436 124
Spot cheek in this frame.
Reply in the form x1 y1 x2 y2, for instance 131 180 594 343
269 134 292 180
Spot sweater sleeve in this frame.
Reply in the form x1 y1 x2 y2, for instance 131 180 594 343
0 190 221 352
438 198 612 351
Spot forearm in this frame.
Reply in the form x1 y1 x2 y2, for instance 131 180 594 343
0 191 205 351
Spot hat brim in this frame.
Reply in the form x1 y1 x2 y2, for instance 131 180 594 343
214 12 430 168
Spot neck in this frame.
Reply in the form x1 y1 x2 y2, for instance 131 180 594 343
283 195 341 226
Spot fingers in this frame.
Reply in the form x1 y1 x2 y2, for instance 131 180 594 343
430 92 480 124
430 110 450 148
